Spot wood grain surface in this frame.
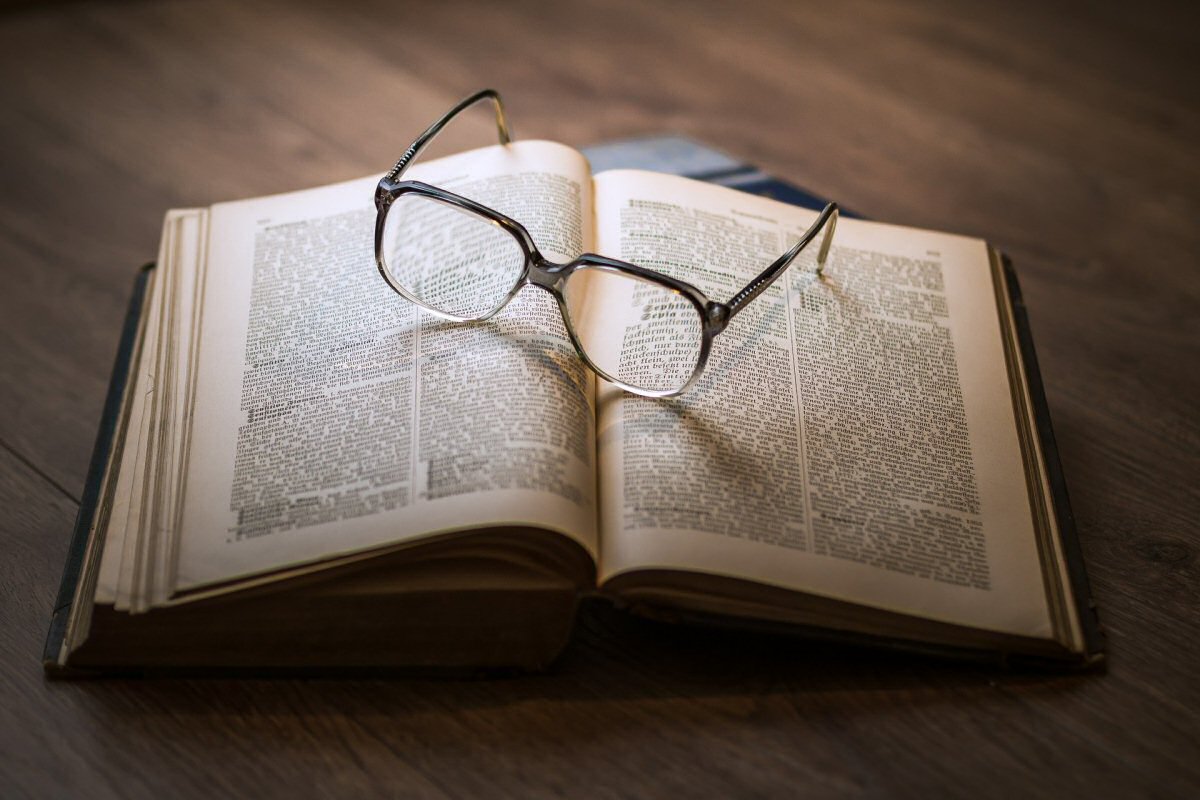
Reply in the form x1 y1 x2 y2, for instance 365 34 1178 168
2 0 1197 797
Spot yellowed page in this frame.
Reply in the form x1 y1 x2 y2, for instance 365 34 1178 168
95 209 208 610
96 261 161 608
174 141 597 592
145 208 206 608
592 169 1052 639
106 213 179 610
94 216 175 606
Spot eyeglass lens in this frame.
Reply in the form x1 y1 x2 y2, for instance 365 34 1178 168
380 193 525 320
562 267 704 394
380 194 705 394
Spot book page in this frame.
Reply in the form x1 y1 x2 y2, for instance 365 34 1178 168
591 170 1052 639
94 208 208 611
94 216 176 607
174 141 597 592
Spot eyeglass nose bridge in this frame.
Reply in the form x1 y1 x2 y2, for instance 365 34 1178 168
523 254 572 296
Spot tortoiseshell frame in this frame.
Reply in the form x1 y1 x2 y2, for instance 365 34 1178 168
374 89 838 398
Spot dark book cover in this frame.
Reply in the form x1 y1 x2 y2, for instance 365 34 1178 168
44 263 153 671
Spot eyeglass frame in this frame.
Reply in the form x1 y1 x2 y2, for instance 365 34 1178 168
374 88 838 398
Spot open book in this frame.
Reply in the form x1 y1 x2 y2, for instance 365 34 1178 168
45 138 1102 673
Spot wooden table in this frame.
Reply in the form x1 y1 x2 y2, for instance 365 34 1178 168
2 1 1196 796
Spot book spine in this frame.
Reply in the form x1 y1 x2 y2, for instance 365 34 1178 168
1001 256 1105 662
43 264 154 673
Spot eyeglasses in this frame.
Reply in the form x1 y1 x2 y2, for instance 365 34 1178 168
374 89 838 397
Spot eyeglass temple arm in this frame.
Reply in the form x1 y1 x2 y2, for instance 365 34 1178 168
385 88 513 182
724 203 838 321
